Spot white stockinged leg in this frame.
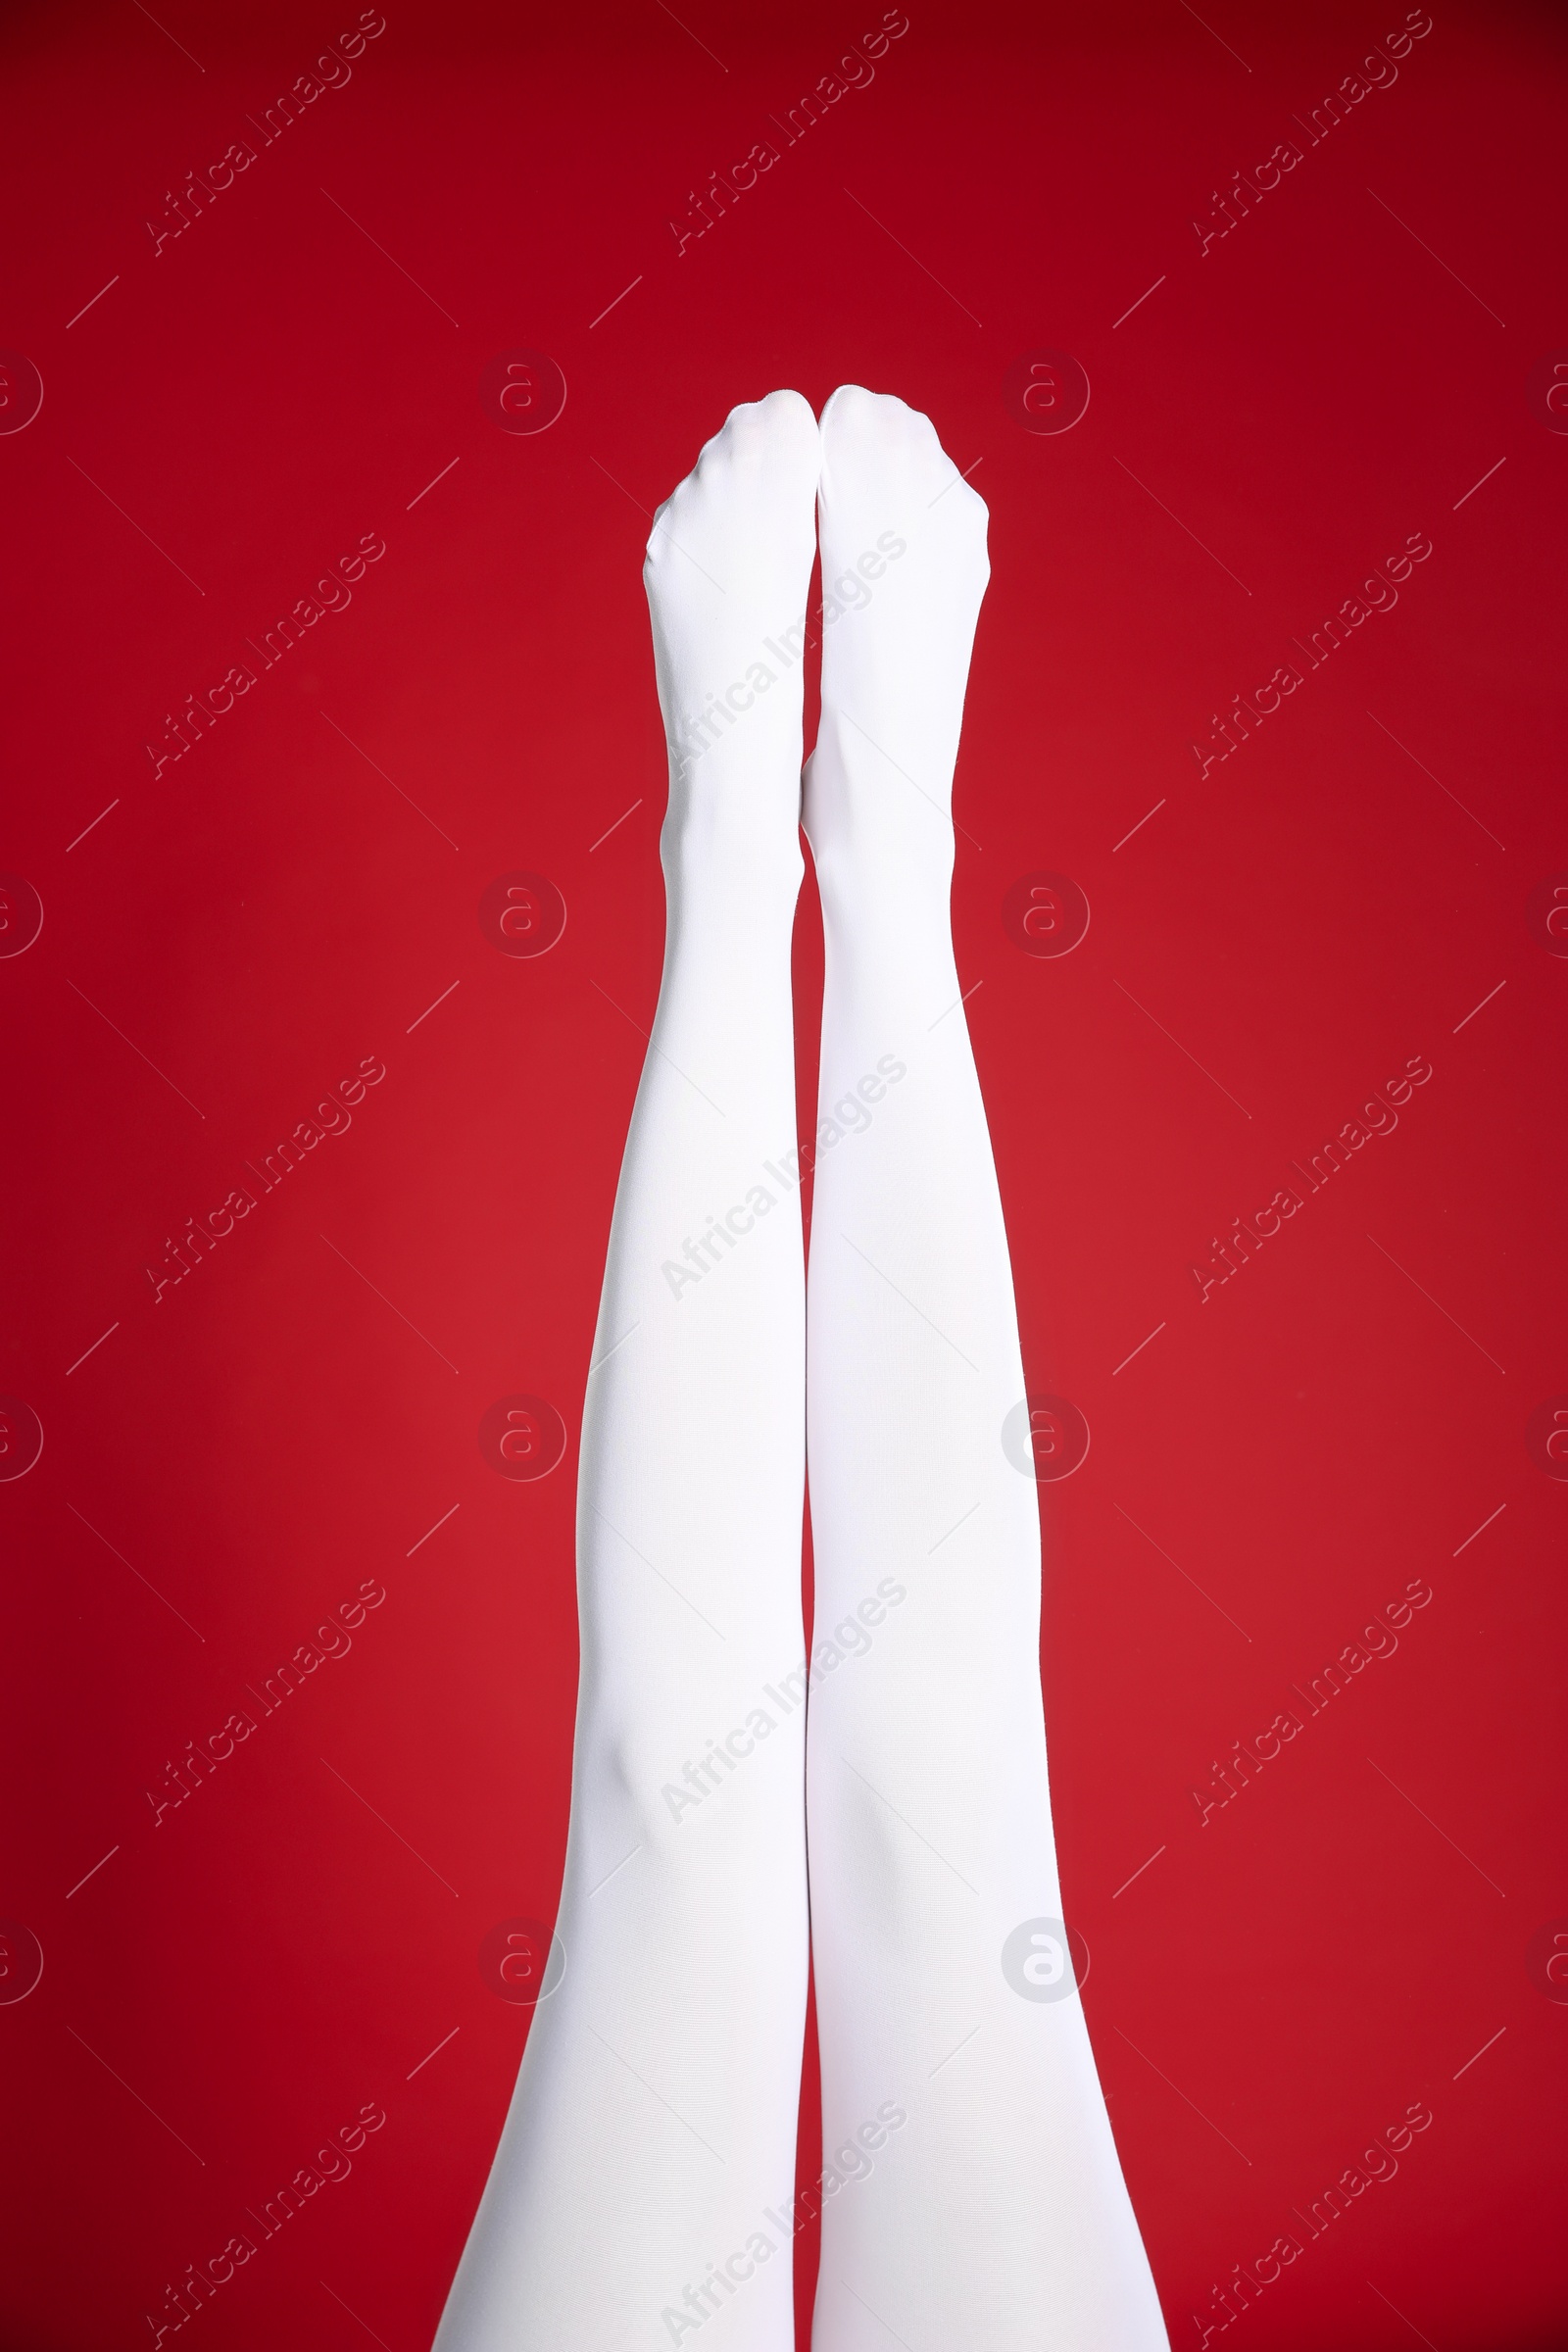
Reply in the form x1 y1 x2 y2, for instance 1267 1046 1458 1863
435 391 820 2352
802 386 1169 2352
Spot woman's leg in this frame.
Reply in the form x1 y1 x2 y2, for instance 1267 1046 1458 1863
802 388 1168 2350
435 392 819 2351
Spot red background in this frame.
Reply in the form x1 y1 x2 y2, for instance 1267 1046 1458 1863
2 2 1565 2346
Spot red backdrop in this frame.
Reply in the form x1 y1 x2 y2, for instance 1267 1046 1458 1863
2 2 1564 2346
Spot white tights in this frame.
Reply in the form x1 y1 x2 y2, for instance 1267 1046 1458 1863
433 388 1168 2352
